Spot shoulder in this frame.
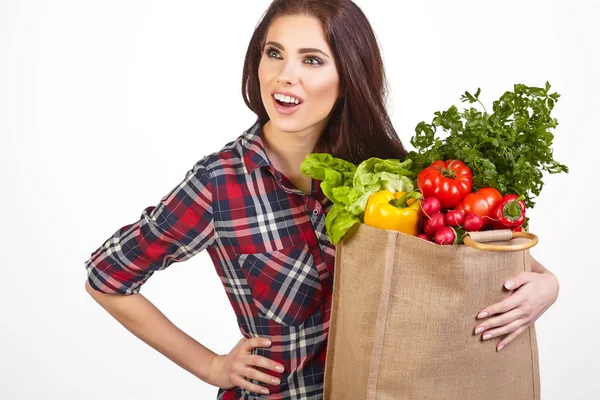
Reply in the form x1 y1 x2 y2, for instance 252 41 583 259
188 120 260 181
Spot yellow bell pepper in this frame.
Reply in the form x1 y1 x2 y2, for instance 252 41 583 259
363 190 423 236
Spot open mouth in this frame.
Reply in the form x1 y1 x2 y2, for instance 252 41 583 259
272 95 303 114
274 97 302 108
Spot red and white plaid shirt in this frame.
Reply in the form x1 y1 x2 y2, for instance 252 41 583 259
85 118 336 399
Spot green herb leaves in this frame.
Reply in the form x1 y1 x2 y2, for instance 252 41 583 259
408 82 568 208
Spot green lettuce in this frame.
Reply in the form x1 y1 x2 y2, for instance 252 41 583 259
299 153 356 201
325 204 361 246
301 154 415 244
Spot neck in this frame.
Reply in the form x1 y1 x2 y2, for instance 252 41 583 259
261 120 327 177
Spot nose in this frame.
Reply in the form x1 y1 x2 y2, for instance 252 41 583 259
276 59 299 85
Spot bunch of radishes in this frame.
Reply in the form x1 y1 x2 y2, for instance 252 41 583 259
417 196 485 245
414 159 529 245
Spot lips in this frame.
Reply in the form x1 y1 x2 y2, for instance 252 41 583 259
271 94 303 116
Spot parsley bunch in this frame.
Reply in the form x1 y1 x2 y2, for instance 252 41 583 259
406 82 568 208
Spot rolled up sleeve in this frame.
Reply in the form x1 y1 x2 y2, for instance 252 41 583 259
84 160 215 295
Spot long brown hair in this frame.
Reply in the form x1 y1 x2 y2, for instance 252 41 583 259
241 0 408 165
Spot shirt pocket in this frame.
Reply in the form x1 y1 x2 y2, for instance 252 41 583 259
236 241 324 327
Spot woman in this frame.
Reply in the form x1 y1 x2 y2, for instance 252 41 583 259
84 0 560 399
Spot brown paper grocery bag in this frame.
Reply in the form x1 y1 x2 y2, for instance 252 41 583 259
323 224 540 400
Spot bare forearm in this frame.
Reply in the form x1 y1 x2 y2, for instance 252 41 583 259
529 255 559 301
85 280 218 384
530 255 551 275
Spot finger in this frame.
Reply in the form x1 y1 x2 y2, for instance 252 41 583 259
230 374 270 396
477 292 522 319
244 337 273 352
474 307 525 335
479 318 526 341
241 366 282 386
504 271 536 291
241 354 285 374
497 324 530 351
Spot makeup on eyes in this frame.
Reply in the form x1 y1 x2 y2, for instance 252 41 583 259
264 46 324 66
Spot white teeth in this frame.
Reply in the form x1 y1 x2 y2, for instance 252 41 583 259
274 93 301 104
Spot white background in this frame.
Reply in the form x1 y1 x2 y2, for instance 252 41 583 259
1 0 597 399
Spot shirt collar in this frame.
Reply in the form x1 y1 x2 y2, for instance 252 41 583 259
240 118 329 203
241 118 272 175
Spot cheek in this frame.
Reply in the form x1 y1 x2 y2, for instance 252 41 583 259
258 63 267 90
258 59 276 83
258 61 270 88
308 73 340 102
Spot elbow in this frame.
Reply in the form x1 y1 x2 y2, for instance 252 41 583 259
85 279 99 299
85 279 104 298
553 272 560 302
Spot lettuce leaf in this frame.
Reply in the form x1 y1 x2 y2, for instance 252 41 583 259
353 157 415 195
300 153 356 202
325 204 361 245
301 153 415 245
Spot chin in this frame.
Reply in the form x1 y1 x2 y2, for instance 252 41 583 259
268 115 307 133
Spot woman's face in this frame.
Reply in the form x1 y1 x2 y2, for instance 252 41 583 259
258 14 340 136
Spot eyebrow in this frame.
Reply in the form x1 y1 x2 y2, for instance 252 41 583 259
265 41 330 59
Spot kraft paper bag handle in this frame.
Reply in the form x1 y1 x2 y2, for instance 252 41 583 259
463 229 539 252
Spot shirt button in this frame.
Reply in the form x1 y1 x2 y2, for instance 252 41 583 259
313 209 319 216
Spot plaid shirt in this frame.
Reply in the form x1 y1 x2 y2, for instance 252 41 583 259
85 118 336 399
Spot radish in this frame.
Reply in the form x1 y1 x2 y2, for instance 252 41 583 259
421 197 441 217
434 226 456 245
417 234 431 241
463 212 484 231
445 209 464 227
424 212 446 237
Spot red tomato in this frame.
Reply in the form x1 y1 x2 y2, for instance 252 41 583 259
417 160 473 209
477 188 503 208
455 187 502 228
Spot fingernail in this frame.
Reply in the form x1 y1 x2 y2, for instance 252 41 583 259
483 333 492 340
505 280 515 289
275 365 284 372
477 312 488 319
271 378 280 385
261 388 270 394
264 340 272 346
475 327 485 335
497 344 505 351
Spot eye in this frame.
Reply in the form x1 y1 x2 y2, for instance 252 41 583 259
304 56 323 66
265 46 282 59
264 46 324 66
